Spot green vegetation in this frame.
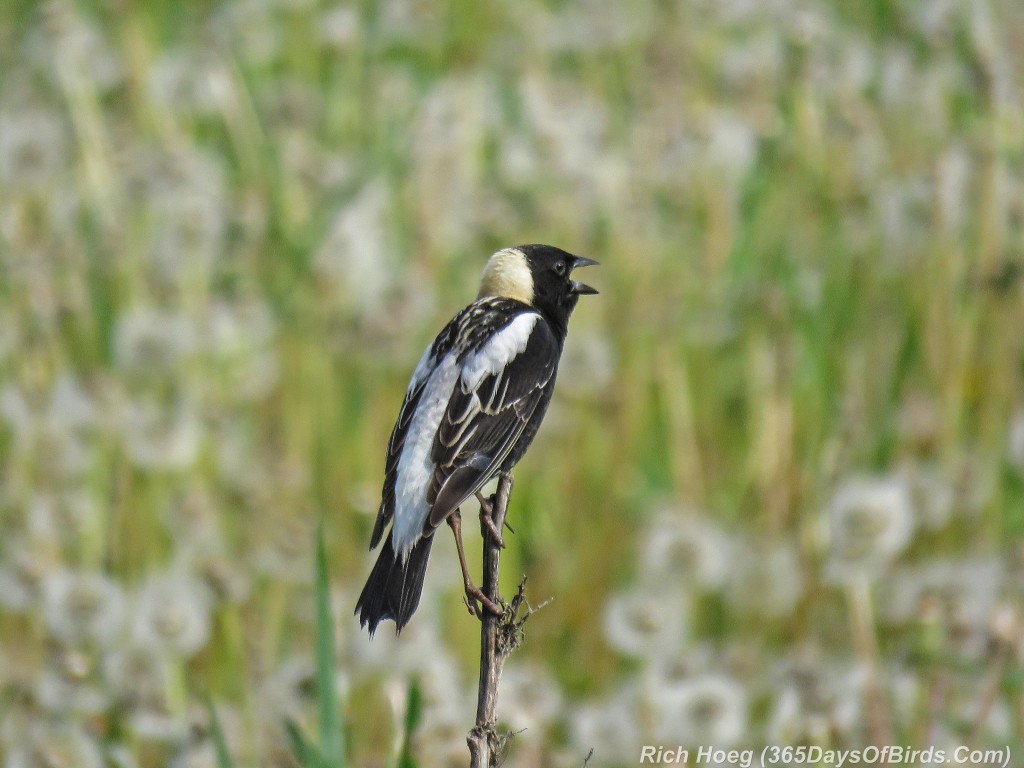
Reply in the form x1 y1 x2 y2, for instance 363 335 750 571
0 0 1022 765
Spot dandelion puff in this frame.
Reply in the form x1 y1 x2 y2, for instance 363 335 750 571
103 643 168 708
314 178 398 319
0 534 60 613
43 569 125 647
393 620 464 709
643 667 748 746
36 646 108 715
5 720 104 768
319 6 359 50
204 299 279 399
146 50 224 118
900 461 954 531
415 698 478 767
210 0 283 67
0 108 68 189
132 570 212 658
702 110 757 186
822 475 914 584
602 585 688 659
726 538 803 618
255 656 316 729
249 501 315 585
47 375 97 434
882 558 1003 631
766 684 806 744
122 398 202 471
42 0 123 91
521 74 607 179
639 510 732 592
530 0 653 52
497 663 564 738
114 308 198 375
569 683 643 763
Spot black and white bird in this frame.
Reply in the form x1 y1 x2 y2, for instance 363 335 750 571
355 244 598 635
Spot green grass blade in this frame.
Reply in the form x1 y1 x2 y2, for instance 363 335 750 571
396 679 422 768
203 696 236 768
285 719 322 767
315 523 344 766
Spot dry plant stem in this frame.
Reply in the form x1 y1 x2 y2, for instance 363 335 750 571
967 651 1009 746
847 576 893 758
468 472 517 768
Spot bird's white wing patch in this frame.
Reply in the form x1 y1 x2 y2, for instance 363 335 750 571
409 344 437 390
391 354 459 559
461 313 539 392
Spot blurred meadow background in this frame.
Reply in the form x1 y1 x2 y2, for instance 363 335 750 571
2 0 1024 765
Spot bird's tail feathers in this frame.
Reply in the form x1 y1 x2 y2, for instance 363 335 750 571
354 535 434 635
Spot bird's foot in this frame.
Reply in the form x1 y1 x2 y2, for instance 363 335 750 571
463 582 504 617
475 491 506 548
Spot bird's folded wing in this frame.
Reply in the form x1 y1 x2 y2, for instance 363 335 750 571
425 321 557 532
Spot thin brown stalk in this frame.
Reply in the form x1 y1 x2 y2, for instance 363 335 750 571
467 473 538 768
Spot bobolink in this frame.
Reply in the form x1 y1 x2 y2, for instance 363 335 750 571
355 244 598 635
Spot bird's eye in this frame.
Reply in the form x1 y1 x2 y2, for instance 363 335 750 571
553 261 567 277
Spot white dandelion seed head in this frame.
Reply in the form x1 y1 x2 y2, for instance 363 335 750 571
0 383 34 438
882 557 1003 630
569 683 643 763
42 569 126 647
4 720 105 768
255 655 316 728
498 132 539 185
210 0 283 67
132 571 213 658
103 643 170 707
497 662 564 737
521 74 607 179
531 0 654 52
114 308 198 375
0 108 68 188
129 705 189 743
702 110 758 185
0 529 60 613
900 461 955 531
42 0 123 91
726 537 804 618
147 188 227 278
314 178 398 318
765 684 806 745
823 475 915 584
602 585 688 659
249 502 315 585
122 399 202 471
204 300 279 399
145 49 224 118
639 510 732 592
319 6 360 50
35 647 108 715
47 375 98 434
644 670 748 747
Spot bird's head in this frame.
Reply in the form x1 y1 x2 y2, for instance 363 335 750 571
478 244 598 329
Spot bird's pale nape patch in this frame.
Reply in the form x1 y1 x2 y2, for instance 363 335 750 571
478 248 534 306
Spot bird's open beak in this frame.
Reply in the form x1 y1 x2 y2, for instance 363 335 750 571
570 256 599 295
